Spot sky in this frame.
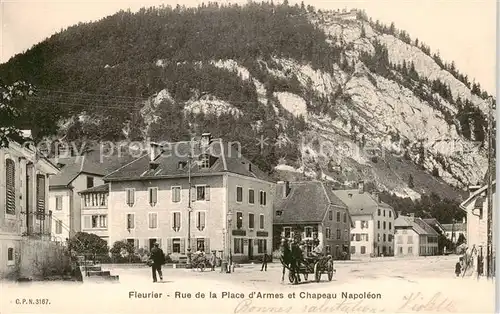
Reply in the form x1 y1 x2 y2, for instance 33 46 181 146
0 0 497 94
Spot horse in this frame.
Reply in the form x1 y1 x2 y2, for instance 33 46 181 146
279 240 297 282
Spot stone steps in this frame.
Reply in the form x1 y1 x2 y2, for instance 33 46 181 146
87 270 111 277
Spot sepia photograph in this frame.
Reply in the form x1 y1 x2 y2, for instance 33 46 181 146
0 0 497 313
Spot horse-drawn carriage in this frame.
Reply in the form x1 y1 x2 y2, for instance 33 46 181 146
191 253 210 271
281 254 336 283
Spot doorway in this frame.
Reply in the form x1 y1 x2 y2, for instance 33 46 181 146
248 239 253 259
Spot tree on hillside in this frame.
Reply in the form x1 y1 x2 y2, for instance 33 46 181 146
0 82 35 147
68 232 109 263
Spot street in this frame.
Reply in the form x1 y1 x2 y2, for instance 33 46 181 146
0 256 494 314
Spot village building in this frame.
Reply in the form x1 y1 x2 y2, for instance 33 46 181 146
333 182 396 257
79 184 109 244
441 218 467 245
394 213 439 257
0 135 60 279
273 181 353 260
103 133 275 263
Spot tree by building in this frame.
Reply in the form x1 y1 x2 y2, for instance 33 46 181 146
68 232 109 263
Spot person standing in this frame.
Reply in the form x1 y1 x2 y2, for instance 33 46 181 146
210 251 217 271
261 252 269 271
150 243 165 283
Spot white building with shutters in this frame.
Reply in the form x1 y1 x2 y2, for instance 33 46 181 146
79 184 109 244
104 133 275 263
0 138 59 279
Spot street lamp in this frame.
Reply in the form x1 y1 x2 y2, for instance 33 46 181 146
227 211 233 273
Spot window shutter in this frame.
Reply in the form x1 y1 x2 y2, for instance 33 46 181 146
167 238 172 254
144 239 149 251
36 174 46 220
158 238 162 249
134 239 139 250
206 238 210 253
205 186 210 201
5 159 15 215
190 186 196 202
180 238 185 253
200 212 206 230
84 216 91 229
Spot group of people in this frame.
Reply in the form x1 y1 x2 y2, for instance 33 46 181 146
279 237 324 284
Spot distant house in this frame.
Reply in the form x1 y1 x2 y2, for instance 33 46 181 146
273 181 353 260
460 181 496 257
422 218 446 235
441 218 466 244
394 213 439 256
333 182 396 257
79 184 109 244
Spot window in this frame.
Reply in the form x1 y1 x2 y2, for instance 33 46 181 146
378 208 381 216
407 235 413 244
86 176 94 189
344 229 348 241
408 247 413 254
361 246 366 254
248 189 255 204
259 191 267 205
92 215 98 228
196 186 208 201
55 196 63 211
383 221 386 229
325 228 331 239
389 211 392 218
196 211 206 231
361 221 368 229
328 211 333 220
236 186 243 203
248 213 255 229
336 211 341 222
196 238 205 252
377 221 380 229
99 215 107 228
383 234 386 241
326 245 331 254
127 214 135 229
351 246 355 254
56 220 63 234
284 227 291 238
173 212 181 232
305 227 313 238
388 234 393 242
336 229 341 240
397 235 403 244
383 210 386 217
259 214 264 230
127 238 136 248
335 245 340 257
200 154 210 169
399 247 403 254
7 248 14 265
172 238 181 253
236 212 243 229
149 213 158 229
389 222 392 230
343 212 347 223
36 174 46 220
5 158 15 215
172 186 181 203
126 189 135 207
377 233 381 241
234 238 244 254
355 234 361 241
258 239 267 253
149 187 158 206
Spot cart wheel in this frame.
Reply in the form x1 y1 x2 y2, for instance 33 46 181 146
288 270 295 283
304 273 309 281
327 261 334 281
314 262 321 282
198 263 205 272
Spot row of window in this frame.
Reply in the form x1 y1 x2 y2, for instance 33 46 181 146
82 215 108 230
125 212 266 231
351 245 393 254
377 208 392 217
82 193 107 208
233 238 267 254
325 228 349 241
396 235 414 244
235 187 267 205
377 220 392 230
126 237 210 254
125 186 268 207
328 210 348 223
377 233 393 242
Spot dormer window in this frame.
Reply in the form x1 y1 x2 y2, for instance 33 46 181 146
200 154 210 169
178 161 187 170
276 210 283 217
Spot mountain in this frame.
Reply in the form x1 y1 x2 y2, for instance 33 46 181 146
0 2 494 202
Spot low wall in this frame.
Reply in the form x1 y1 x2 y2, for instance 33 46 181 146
19 238 72 280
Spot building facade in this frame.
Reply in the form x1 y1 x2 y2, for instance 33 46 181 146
0 139 59 279
273 181 353 260
394 213 439 257
104 134 275 263
333 182 396 257
79 184 109 244
442 219 466 245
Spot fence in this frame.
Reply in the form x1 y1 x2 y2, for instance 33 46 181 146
19 238 72 279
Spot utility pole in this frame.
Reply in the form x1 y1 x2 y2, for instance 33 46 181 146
486 96 495 279
186 152 193 269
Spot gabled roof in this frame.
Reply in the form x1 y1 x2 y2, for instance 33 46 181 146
332 189 393 216
274 181 349 224
395 215 439 236
49 150 136 187
103 139 272 183
79 184 109 194
442 223 466 232
460 181 496 211
422 218 446 233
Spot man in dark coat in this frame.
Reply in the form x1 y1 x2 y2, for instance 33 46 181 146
150 243 165 283
261 252 269 271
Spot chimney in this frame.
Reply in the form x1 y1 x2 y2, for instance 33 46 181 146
371 191 379 203
150 142 160 162
358 181 364 194
201 132 212 149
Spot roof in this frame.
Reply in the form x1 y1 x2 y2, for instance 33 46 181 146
422 218 446 233
332 189 393 216
460 180 496 211
395 215 439 236
274 181 350 224
103 138 273 183
79 184 109 194
442 223 466 232
49 149 136 187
